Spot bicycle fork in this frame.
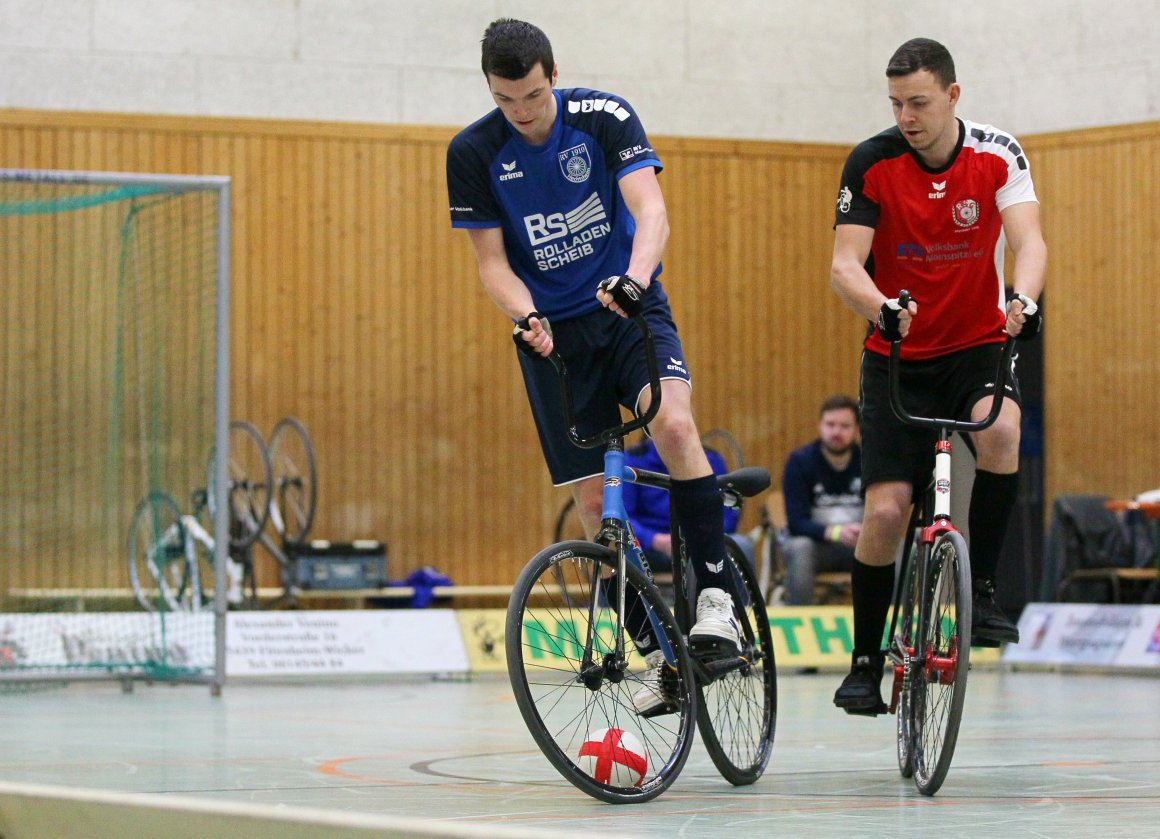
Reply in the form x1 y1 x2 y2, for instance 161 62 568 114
890 432 963 710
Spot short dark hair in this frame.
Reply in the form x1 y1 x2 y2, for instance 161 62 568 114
481 18 554 81
886 38 956 88
820 394 860 423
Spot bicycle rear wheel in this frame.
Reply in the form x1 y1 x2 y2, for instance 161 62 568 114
893 538 920 779
696 535 777 785
911 531 971 795
506 541 697 804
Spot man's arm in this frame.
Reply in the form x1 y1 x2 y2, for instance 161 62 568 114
782 452 826 542
619 166 669 283
1000 201 1048 335
831 222 915 338
598 166 668 315
465 226 552 356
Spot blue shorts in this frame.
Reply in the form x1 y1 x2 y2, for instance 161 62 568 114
518 280 692 485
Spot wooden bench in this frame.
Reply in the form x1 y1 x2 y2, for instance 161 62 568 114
4 585 515 611
758 491 852 605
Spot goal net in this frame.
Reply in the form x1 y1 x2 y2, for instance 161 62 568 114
0 170 229 689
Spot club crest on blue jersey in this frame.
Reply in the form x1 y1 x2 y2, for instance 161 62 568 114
559 144 592 183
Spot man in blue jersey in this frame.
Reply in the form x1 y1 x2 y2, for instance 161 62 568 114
447 18 740 716
780 395 863 606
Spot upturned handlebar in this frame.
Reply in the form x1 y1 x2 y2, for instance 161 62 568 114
888 289 1018 433
547 313 662 450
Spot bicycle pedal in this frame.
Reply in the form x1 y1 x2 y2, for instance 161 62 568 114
703 655 749 680
969 636 1002 648
843 703 889 717
637 701 679 719
688 637 742 662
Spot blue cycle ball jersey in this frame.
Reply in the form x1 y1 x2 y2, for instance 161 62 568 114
447 88 663 322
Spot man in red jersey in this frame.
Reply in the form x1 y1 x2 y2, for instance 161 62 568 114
830 38 1047 715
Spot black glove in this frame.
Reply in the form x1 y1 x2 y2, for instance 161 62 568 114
876 297 906 342
512 312 552 359
1009 292 1042 341
598 275 646 317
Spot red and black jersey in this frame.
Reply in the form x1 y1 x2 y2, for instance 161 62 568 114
835 118 1038 360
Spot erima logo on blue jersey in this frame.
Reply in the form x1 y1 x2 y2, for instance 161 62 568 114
499 160 524 182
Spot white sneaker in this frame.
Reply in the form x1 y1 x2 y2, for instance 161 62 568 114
690 588 742 654
632 650 676 717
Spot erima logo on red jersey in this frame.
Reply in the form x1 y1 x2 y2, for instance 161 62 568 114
929 180 946 199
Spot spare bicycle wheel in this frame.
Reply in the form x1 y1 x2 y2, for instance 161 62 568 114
268 416 317 547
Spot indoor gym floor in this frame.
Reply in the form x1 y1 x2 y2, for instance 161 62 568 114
0 667 1156 838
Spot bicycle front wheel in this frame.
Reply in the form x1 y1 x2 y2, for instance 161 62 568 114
127 491 192 613
506 541 697 804
696 535 777 785
911 531 971 796
894 538 920 779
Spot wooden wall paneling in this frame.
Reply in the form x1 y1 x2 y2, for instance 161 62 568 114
2 110 1157 593
1025 124 1160 507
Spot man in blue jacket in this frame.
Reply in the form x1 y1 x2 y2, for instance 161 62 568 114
781 395 863 605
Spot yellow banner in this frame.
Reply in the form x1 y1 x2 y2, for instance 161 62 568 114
456 606 998 674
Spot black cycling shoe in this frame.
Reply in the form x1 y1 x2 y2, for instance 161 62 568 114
971 578 1020 647
833 653 888 716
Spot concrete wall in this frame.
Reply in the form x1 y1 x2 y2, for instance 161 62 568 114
1 1 1156 144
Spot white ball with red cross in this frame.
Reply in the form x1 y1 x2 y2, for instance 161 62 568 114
577 727 648 787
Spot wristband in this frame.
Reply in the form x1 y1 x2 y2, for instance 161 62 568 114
598 274 646 317
512 312 552 359
1009 292 1042 341
876 298 905 342
828 525 842 542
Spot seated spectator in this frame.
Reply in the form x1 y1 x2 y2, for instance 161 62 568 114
623 437 741 576
781 395 863 605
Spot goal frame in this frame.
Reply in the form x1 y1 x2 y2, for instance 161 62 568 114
0 168 231 694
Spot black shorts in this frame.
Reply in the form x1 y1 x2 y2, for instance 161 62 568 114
518 280 691 485
859 342 1022 492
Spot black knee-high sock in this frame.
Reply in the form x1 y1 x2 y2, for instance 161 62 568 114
852 561 895 658
670 474 729 592
968 469 1019 583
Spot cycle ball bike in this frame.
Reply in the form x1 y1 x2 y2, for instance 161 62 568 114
505 312 777 804
127 420 272 612
884 290 1023 796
